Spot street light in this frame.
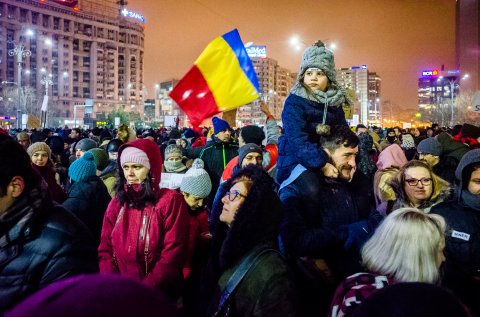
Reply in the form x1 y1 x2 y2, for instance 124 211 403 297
40 72 53 128
437 74 469 126
8 39 31 116
289 36 337 52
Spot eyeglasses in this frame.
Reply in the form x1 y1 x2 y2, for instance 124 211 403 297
224 190 247 201
405 178 432 187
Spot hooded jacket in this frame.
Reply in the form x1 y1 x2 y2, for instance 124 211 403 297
202 166 298 317
98 139 190 298
431 149 480 308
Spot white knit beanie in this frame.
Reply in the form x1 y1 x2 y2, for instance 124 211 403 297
180 159 212 198
120 146 150 170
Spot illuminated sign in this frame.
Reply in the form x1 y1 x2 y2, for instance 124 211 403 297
121 8 146 23
447 70 460 75
41 0 79 8
245 45 267 58
422 69 439 77
361 64 367 69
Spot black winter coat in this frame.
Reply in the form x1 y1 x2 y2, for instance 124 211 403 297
0 191 98 312
199 137 238 205
279 169 377 279
62 176 111 245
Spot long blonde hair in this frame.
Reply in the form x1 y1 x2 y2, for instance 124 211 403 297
362 208 446 283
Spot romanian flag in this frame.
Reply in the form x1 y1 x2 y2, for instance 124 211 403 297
169 29 260 129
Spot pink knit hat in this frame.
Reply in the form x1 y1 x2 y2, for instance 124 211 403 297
120 146 151 170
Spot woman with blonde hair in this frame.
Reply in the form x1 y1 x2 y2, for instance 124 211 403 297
329 208 446 317
389 160 451 213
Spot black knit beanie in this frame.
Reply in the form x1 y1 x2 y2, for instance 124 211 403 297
240 125 265 145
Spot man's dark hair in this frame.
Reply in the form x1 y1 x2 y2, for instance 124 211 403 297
72 128 81 134
355 124 367 132
0 137 38 196
320 125 359 153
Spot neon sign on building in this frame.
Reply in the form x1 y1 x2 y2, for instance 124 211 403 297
121 8 146 23
422 69 439 77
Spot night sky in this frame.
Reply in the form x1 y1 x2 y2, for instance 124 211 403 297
128 0 456 110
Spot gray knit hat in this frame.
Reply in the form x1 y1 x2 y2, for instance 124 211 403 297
238 143 263 167
164 144 183 160
417 137 442 156
27 142 52 158
75 138 97 151
180 159 212 198
299 40 337 84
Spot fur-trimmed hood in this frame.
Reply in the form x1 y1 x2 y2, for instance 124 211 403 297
389 161 451 213
210 165 283 270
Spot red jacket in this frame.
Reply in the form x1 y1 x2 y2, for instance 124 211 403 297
183 209 210 279
98 191 189 293
221 143 278 182
98 138 190 296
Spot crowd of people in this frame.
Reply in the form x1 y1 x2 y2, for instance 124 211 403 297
1 39 480 317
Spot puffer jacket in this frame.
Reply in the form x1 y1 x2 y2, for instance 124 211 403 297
0 183 98 313
276 94 347 184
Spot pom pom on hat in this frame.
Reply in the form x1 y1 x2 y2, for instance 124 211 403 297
120 146 150 170
180 158 212 198
27 142 52 158
68 151 97 182
299 40 337 84
88 148 109 171
75 138 97 151
417 137 442 156
212 117 231 135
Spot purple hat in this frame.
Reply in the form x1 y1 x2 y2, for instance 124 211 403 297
6 274 180 317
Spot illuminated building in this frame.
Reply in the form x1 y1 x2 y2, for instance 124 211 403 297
337 65 381 126
0 0 145 127
236 52 294 126
418 69 461 126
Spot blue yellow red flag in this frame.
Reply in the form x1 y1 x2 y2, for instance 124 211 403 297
169 29 260 129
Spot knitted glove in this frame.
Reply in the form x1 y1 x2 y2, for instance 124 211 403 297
344 220 372 251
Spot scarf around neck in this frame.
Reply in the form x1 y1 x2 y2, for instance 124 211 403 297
461 189 480 211
290 81 349 109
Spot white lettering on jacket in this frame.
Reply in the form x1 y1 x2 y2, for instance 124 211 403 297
451 230 470 241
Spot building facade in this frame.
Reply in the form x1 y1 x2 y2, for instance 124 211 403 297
418 69 461 126
0 0 145 127
337 65 381 126
236 57 295 126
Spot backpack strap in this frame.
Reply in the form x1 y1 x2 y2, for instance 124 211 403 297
213 246 278 316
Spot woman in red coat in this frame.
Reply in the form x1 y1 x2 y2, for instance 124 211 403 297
98 138 190 300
